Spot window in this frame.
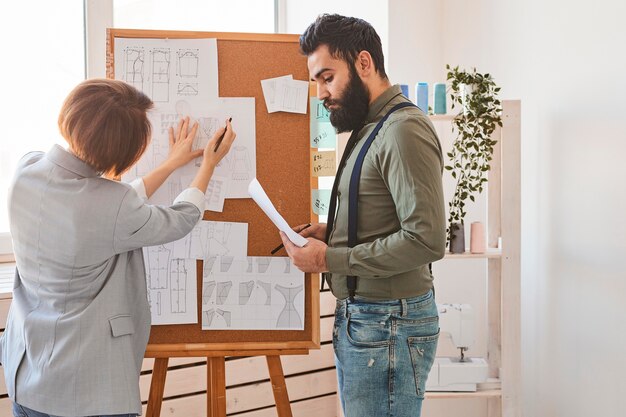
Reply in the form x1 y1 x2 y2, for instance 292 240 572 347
113 0 275 33
0 1 85 254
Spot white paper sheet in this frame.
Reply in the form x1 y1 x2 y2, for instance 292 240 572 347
181 174 228 212
261 75 292 113
201 257 304 330
117 37 256 202
261 75 309 114
247 178 308 247
143 251 197 325
114 38 219 110
206 98 257 198
143 220 248 325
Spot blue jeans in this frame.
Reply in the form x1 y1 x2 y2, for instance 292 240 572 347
12 403 137 417
333 290 439 417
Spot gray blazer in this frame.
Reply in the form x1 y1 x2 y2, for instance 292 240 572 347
1 145 204 416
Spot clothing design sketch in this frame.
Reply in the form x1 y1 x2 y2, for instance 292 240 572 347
229 146 252 181
275 284 303 329
151 48 170 102
202 281 216 305
146 245 170 289
200 257 304 330
239 281 255 305
216 281 232 305
124 46 145 91
177 49 199 78
257 280 272 306
170 259 187 313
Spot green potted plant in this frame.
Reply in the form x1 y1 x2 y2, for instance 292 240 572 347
445 65 503 252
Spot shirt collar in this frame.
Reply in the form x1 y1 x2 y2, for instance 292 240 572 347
46 144 100 178
366 84 404 124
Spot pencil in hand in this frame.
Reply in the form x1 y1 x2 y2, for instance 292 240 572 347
214 117 232 152
270 223 312 254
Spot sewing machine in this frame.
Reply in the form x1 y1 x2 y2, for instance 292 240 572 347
426 303 489 392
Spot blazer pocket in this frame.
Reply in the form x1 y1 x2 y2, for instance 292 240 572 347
109 314 135 337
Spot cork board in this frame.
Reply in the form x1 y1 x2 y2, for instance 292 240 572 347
106 29 318 352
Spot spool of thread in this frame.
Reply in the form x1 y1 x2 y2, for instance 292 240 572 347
433 83 446 114
400 84 409 98
470 222 486 254
415 82 428 113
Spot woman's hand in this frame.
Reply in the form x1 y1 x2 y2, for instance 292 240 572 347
189 119 236 193
166 116 202 169
201 118 236 169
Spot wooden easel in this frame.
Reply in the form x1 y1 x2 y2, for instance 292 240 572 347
144 345 310 417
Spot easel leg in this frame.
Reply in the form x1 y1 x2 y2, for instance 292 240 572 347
146 358 169 417
207 356 227 417
266 356 293 417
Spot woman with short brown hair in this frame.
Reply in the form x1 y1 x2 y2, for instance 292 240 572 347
2 78 235 417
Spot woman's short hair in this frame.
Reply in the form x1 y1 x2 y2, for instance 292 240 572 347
58 79 153 177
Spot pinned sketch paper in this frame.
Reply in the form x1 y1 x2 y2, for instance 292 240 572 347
143 220 248 325
143 251 197 325
312 189 332 215
248 178 308 247
114 37 219 108
180 174 228 212
261 75 309 114
201 256 304 330
261 75 293 113
310 98 336 148
311 151 336 177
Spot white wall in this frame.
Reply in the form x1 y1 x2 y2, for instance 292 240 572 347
389 1 626 416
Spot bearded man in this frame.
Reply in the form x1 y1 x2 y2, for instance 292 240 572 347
279 14 446 417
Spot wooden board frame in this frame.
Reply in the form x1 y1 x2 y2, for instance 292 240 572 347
106 28 320 354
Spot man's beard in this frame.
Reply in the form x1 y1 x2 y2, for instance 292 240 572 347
325 65 370 134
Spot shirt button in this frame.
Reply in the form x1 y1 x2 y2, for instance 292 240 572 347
337 191 341 197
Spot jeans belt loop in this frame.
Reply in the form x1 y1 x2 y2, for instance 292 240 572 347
400 298 408 317
343 298 349 319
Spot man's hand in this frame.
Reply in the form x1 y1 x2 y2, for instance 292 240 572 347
280 232 328 273
292 222 327 240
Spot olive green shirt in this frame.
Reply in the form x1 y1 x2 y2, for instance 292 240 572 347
325 85 446 300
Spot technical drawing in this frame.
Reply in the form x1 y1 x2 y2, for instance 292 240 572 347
283 258 292 274
192 117 220 154
170 259 187 314
275 284 303 328
228 146 253 181
146 245 170 289
203 256 217 279
203 308 231 328
216 281 232 305
316 100 330 120
156 292 162 316
220 256 235 273
124 46 145 91
133 134 169 178
216 309 232 327
281 83 306 112
202 281 216 305
203 309 216 326
177 49 199 78
239 280 255 305
151 48 170 102
247 259 254 273
256 258 271 274
177 83 199 96
257 280 272 306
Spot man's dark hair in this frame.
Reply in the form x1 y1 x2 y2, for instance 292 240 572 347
300 14 387 79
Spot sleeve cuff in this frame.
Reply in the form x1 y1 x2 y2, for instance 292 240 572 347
128 178 148 201
174 187 206 214
325 246 351 275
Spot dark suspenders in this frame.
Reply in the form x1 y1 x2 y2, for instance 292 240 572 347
324 101 419 301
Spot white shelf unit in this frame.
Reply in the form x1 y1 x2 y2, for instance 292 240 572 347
430 100 521 417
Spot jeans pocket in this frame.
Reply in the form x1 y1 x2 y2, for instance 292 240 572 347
408 330 440 398
346 313 391 347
